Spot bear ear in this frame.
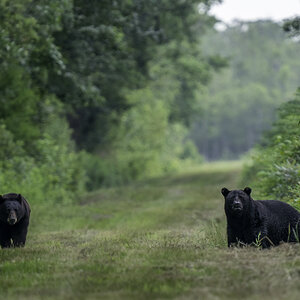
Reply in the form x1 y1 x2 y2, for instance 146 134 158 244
243 187 252 195
221 187 230 197
17 194 23 203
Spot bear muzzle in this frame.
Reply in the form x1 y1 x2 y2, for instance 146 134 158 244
7 210 17 225
232 199 243 211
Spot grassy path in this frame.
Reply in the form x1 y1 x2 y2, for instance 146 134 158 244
1 161 300 299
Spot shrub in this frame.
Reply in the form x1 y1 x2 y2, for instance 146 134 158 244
0 118 86 204
87 88 204 187
241 89 300 209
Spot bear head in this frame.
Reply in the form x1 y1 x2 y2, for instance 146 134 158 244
221 187 252 217
0 193 25 225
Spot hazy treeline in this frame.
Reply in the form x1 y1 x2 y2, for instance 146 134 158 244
241 21 300 209
0 0 224 201
191 21 300 160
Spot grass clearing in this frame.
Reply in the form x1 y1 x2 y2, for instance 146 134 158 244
1 160 300 299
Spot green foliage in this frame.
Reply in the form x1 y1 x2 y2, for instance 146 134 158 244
0 125 25 161
0 0 217 192
0 0 71 148
91 88 204 185
51 0 219 150
0 105 86 203
242 90 300 209
112 89 169 181
192 21 300 160
283 17 300 37
155 40 225 126
0 66 40 146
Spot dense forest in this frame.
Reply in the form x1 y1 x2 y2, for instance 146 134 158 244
0 0 299 205
0 0 225 202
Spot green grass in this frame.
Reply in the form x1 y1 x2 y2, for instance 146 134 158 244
1 161 300 299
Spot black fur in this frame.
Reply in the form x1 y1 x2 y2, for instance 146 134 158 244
0 193 31 248
221 187 300 248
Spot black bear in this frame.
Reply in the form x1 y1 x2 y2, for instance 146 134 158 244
221 187 300 248
0 193 31 248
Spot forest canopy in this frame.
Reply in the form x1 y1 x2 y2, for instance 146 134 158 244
0 0 299 204
0 0 223 200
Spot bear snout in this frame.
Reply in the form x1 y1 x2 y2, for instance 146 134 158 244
7 211 17 225
232 199 243 211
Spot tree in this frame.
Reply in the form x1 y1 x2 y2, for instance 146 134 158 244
283 17 300 37
49 0 221 150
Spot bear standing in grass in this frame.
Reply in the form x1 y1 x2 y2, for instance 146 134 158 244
0 193 31 248
221 187 300 248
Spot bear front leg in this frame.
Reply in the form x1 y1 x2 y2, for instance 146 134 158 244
0 231 12 248
11 228 28 247
11 221 29 247
227 226 237 247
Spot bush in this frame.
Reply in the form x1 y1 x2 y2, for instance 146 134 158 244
241 90 300 209
81 88 204 188
0 117 86 204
